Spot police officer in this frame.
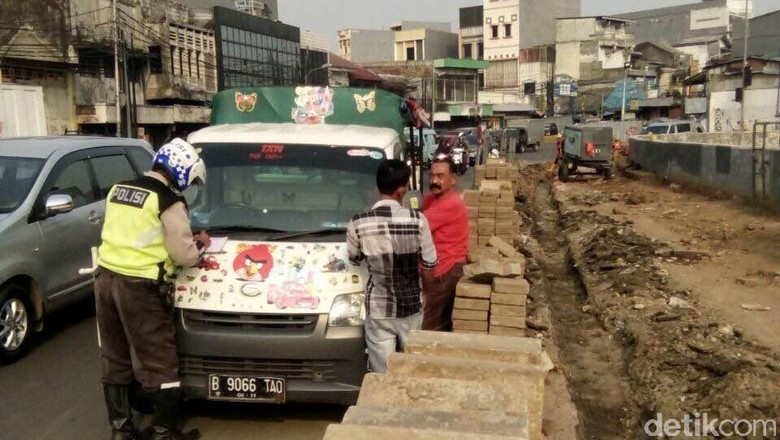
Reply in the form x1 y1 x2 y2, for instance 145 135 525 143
96 138 208 440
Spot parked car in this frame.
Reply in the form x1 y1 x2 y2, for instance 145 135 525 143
643 120 704 135
0 136 154 362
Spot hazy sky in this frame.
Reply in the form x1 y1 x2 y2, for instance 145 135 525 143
278 0 778 51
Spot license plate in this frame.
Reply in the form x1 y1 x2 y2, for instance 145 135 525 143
208 375 286 403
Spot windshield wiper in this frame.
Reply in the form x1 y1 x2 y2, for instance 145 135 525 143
202 225 286 234
268 227 347 241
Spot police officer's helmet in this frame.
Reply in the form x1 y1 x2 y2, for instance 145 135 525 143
153 138 206 191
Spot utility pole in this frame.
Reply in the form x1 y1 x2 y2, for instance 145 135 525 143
121 29 132 138
112 0 121 137
739 0 750 144
621 46 631 120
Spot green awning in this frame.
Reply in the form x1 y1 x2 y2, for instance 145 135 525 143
434 58 489 70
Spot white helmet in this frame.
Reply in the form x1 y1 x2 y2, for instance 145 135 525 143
153 138 206 191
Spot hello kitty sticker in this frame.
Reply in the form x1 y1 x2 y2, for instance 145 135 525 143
292 86 334 124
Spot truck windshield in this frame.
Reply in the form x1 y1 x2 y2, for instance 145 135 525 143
0 156 44 213
188 143 384 233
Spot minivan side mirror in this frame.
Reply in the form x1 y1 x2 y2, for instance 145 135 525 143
45 194 75 217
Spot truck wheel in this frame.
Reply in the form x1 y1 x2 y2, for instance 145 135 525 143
533 143 540 152
0 283 34 363
604 167 613 180
558 162 570 182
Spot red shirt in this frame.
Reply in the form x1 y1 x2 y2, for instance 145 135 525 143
423 191 469 278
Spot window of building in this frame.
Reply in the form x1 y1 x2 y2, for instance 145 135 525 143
504 24 512 38
463 44 473 59
524 82 536 95
149 46 163 74
478 42 484 59
491 25 499 39
406 46 415 61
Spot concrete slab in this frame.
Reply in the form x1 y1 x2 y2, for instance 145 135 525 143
356 373 528 418
323 424 523 440
341 406 528 439
383 354 546 440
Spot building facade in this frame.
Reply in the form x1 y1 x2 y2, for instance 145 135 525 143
459 6 484 61
616 0 753 72
732 10 780 58
482 0 580 105
394 29 458 62
214 6 300 89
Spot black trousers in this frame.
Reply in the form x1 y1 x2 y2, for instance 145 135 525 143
95 269 179 391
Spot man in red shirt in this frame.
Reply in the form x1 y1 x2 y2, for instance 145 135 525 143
422 157 469 331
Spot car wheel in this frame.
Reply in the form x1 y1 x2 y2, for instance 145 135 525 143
0 283 34 363
557 161 570 182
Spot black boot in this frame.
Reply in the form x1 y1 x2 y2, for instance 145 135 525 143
150 388 200 440
104 384 139 440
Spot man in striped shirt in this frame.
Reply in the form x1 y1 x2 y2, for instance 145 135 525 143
347 159 438 373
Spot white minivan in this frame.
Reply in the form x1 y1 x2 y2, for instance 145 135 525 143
175 122 402 405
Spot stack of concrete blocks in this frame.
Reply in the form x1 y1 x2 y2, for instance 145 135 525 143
454 236 530 337
322 330 554 440
474 161 520 195
463 188 520 249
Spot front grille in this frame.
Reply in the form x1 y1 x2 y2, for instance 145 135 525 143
180 356 337 381
184 310 318 334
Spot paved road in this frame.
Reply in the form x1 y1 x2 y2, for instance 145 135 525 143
0 297 353 440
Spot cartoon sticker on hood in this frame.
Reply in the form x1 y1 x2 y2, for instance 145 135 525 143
233 244 274 281
175 241 366 314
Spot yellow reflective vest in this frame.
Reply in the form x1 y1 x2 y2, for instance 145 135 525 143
98 176 184 281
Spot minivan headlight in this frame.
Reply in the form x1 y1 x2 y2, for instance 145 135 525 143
328 293 365 327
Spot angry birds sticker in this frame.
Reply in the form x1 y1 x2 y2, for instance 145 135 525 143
233 244 274 281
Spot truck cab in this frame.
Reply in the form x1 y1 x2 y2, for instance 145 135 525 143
174 86 413 405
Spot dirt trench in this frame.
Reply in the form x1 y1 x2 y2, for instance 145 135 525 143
517 164 780 440
518 168 637 439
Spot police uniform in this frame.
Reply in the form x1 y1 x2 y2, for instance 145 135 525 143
97 170 203 440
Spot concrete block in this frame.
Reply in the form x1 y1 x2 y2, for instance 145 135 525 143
478 205 497 217
323 424 522 440
489 236 518 258
493 278 530 295
489 326 526 337
495 220 516 233
491 293 526 306
453 319 489 332
499 190 514 200
383 355 546 440
456 281 492 299
463 190 481 206
468 207 479 219
406 330 543 364
481 188 500 197
454 329 489 335
454 297 490 311
491 304 526 317
480 180 513 191
468 247 500 263
341 406 529 439
357 373 529 417
491 314 526 329
463 259 525 283
485 166 497 179
496 197 515 207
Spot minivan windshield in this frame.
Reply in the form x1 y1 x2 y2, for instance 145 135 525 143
0 156 45 213
188 143 384 233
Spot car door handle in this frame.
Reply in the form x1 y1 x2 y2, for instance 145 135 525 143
88 212 103 224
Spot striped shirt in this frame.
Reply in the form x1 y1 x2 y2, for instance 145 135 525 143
347 199 438 319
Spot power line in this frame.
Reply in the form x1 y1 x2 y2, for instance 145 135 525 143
0 6 112 27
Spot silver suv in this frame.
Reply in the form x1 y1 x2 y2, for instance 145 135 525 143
0 136 154 362
643 120 704 135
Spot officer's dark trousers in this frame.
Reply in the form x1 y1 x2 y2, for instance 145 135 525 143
95 268 179 390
